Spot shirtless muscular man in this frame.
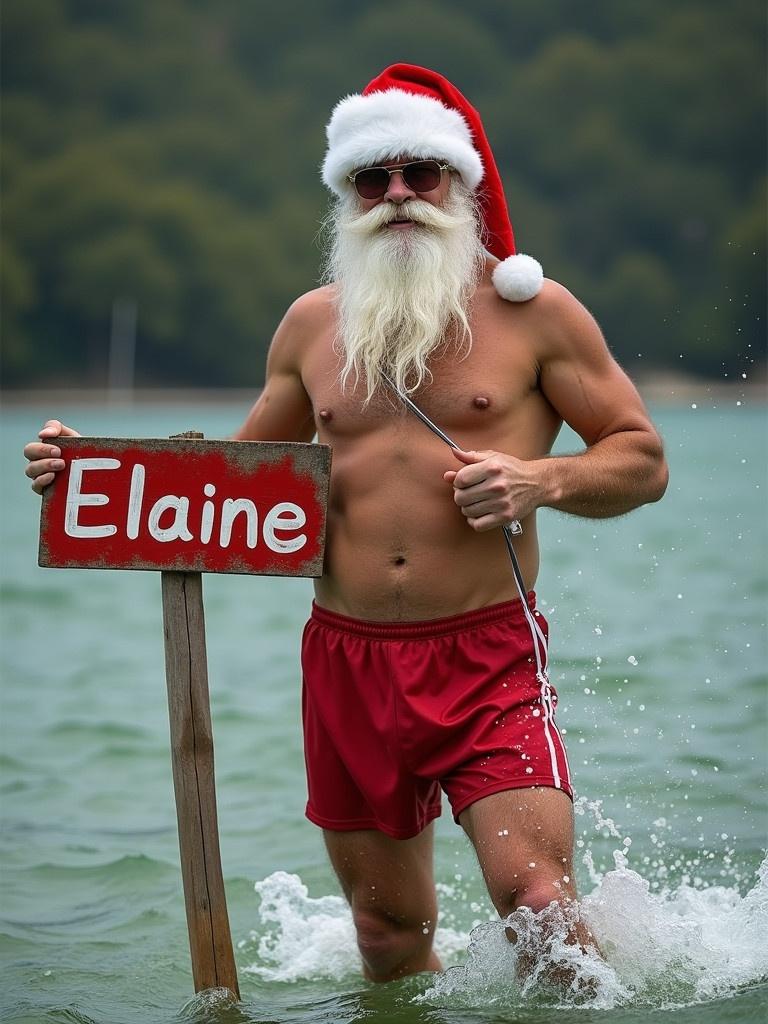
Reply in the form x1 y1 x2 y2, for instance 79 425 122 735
24 65 668 982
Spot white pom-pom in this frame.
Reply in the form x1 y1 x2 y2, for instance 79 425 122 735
491 254 544 302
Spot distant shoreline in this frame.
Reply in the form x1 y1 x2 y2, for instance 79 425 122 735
0 387 263 407
1 373 765 407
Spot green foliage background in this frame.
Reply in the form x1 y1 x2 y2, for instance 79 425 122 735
2 0 765 388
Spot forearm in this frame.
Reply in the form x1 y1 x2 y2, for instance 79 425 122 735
534 429 669 518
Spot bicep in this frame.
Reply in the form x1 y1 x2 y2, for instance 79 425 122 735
234 370 315 443
539 293 656 446
233 307 316 443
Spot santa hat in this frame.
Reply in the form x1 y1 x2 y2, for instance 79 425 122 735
322 63 543 302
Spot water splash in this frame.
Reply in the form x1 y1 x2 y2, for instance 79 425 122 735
241 870 466 983
242 871 356 982
419 902 626 1010
584 850 768 1004
242 849 768 1009
422 852 768 1009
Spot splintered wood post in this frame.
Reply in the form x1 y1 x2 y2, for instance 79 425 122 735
161 431 239 999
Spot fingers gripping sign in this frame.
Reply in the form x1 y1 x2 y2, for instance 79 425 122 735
24 420 81 494
444 449 543 533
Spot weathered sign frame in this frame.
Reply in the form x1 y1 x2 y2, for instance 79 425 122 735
39 435 330 577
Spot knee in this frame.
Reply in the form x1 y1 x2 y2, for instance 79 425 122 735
352 907 436 981
494 866 575 918
353 908 403 961
514 880 566 915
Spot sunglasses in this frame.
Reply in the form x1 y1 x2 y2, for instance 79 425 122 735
347 160 452 200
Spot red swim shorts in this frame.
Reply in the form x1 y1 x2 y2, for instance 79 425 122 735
301 594 572 840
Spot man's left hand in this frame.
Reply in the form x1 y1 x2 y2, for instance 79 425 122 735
444 449 544 532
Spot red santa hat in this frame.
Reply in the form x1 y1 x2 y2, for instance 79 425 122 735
322 63 543 302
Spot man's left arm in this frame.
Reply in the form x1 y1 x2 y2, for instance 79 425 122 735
449 282 669 530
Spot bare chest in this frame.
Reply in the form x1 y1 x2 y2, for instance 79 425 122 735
302 314 557 456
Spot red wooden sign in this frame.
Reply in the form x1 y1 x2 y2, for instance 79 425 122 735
39 437 331 577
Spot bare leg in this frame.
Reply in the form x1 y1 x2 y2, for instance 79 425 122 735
460 788 599 981
324 824 443 982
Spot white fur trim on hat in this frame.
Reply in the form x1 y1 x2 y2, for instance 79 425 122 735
491 254 544 302
322 89 483 196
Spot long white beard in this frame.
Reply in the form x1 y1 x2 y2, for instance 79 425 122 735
322 182 486 403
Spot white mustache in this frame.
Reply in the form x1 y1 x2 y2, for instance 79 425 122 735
345 198 475 235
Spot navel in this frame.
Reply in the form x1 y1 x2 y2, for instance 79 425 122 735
473 395 491 410
393 555 407 567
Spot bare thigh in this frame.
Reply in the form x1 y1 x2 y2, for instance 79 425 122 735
324 823 438 922
459 787 578 914
323 825 442 980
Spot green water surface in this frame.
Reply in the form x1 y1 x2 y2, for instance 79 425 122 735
1 399 766 1023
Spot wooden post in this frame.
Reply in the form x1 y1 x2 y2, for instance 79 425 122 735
162 570 239 998
161 431 239 999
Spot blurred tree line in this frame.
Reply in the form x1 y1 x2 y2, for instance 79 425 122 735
1 0 764 388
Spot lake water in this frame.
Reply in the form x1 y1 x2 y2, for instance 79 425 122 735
1 398 766 1024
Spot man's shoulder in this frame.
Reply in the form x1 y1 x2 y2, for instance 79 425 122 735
477 273 587 325
510 277 605 352
270 285 336 361
266 286 336 370
517 278 587 321
285 284 337 327
475 274 610 371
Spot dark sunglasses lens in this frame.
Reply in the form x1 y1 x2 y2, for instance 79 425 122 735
354 168 389 198
403 161 442 192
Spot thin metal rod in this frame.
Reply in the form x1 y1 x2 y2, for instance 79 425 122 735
502 523 530 596
382 372 462 451
382 372 523 538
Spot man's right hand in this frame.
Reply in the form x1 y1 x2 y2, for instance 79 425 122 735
24 420 81 494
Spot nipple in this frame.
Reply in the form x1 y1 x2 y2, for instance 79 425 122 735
473 396 490 410
318 408 333 423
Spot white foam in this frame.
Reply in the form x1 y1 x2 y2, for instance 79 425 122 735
242 856 768 1008
419 903 628 1010
422 852 768 1009
583 851 768 1004
242 870 357 982
242 869 466 983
